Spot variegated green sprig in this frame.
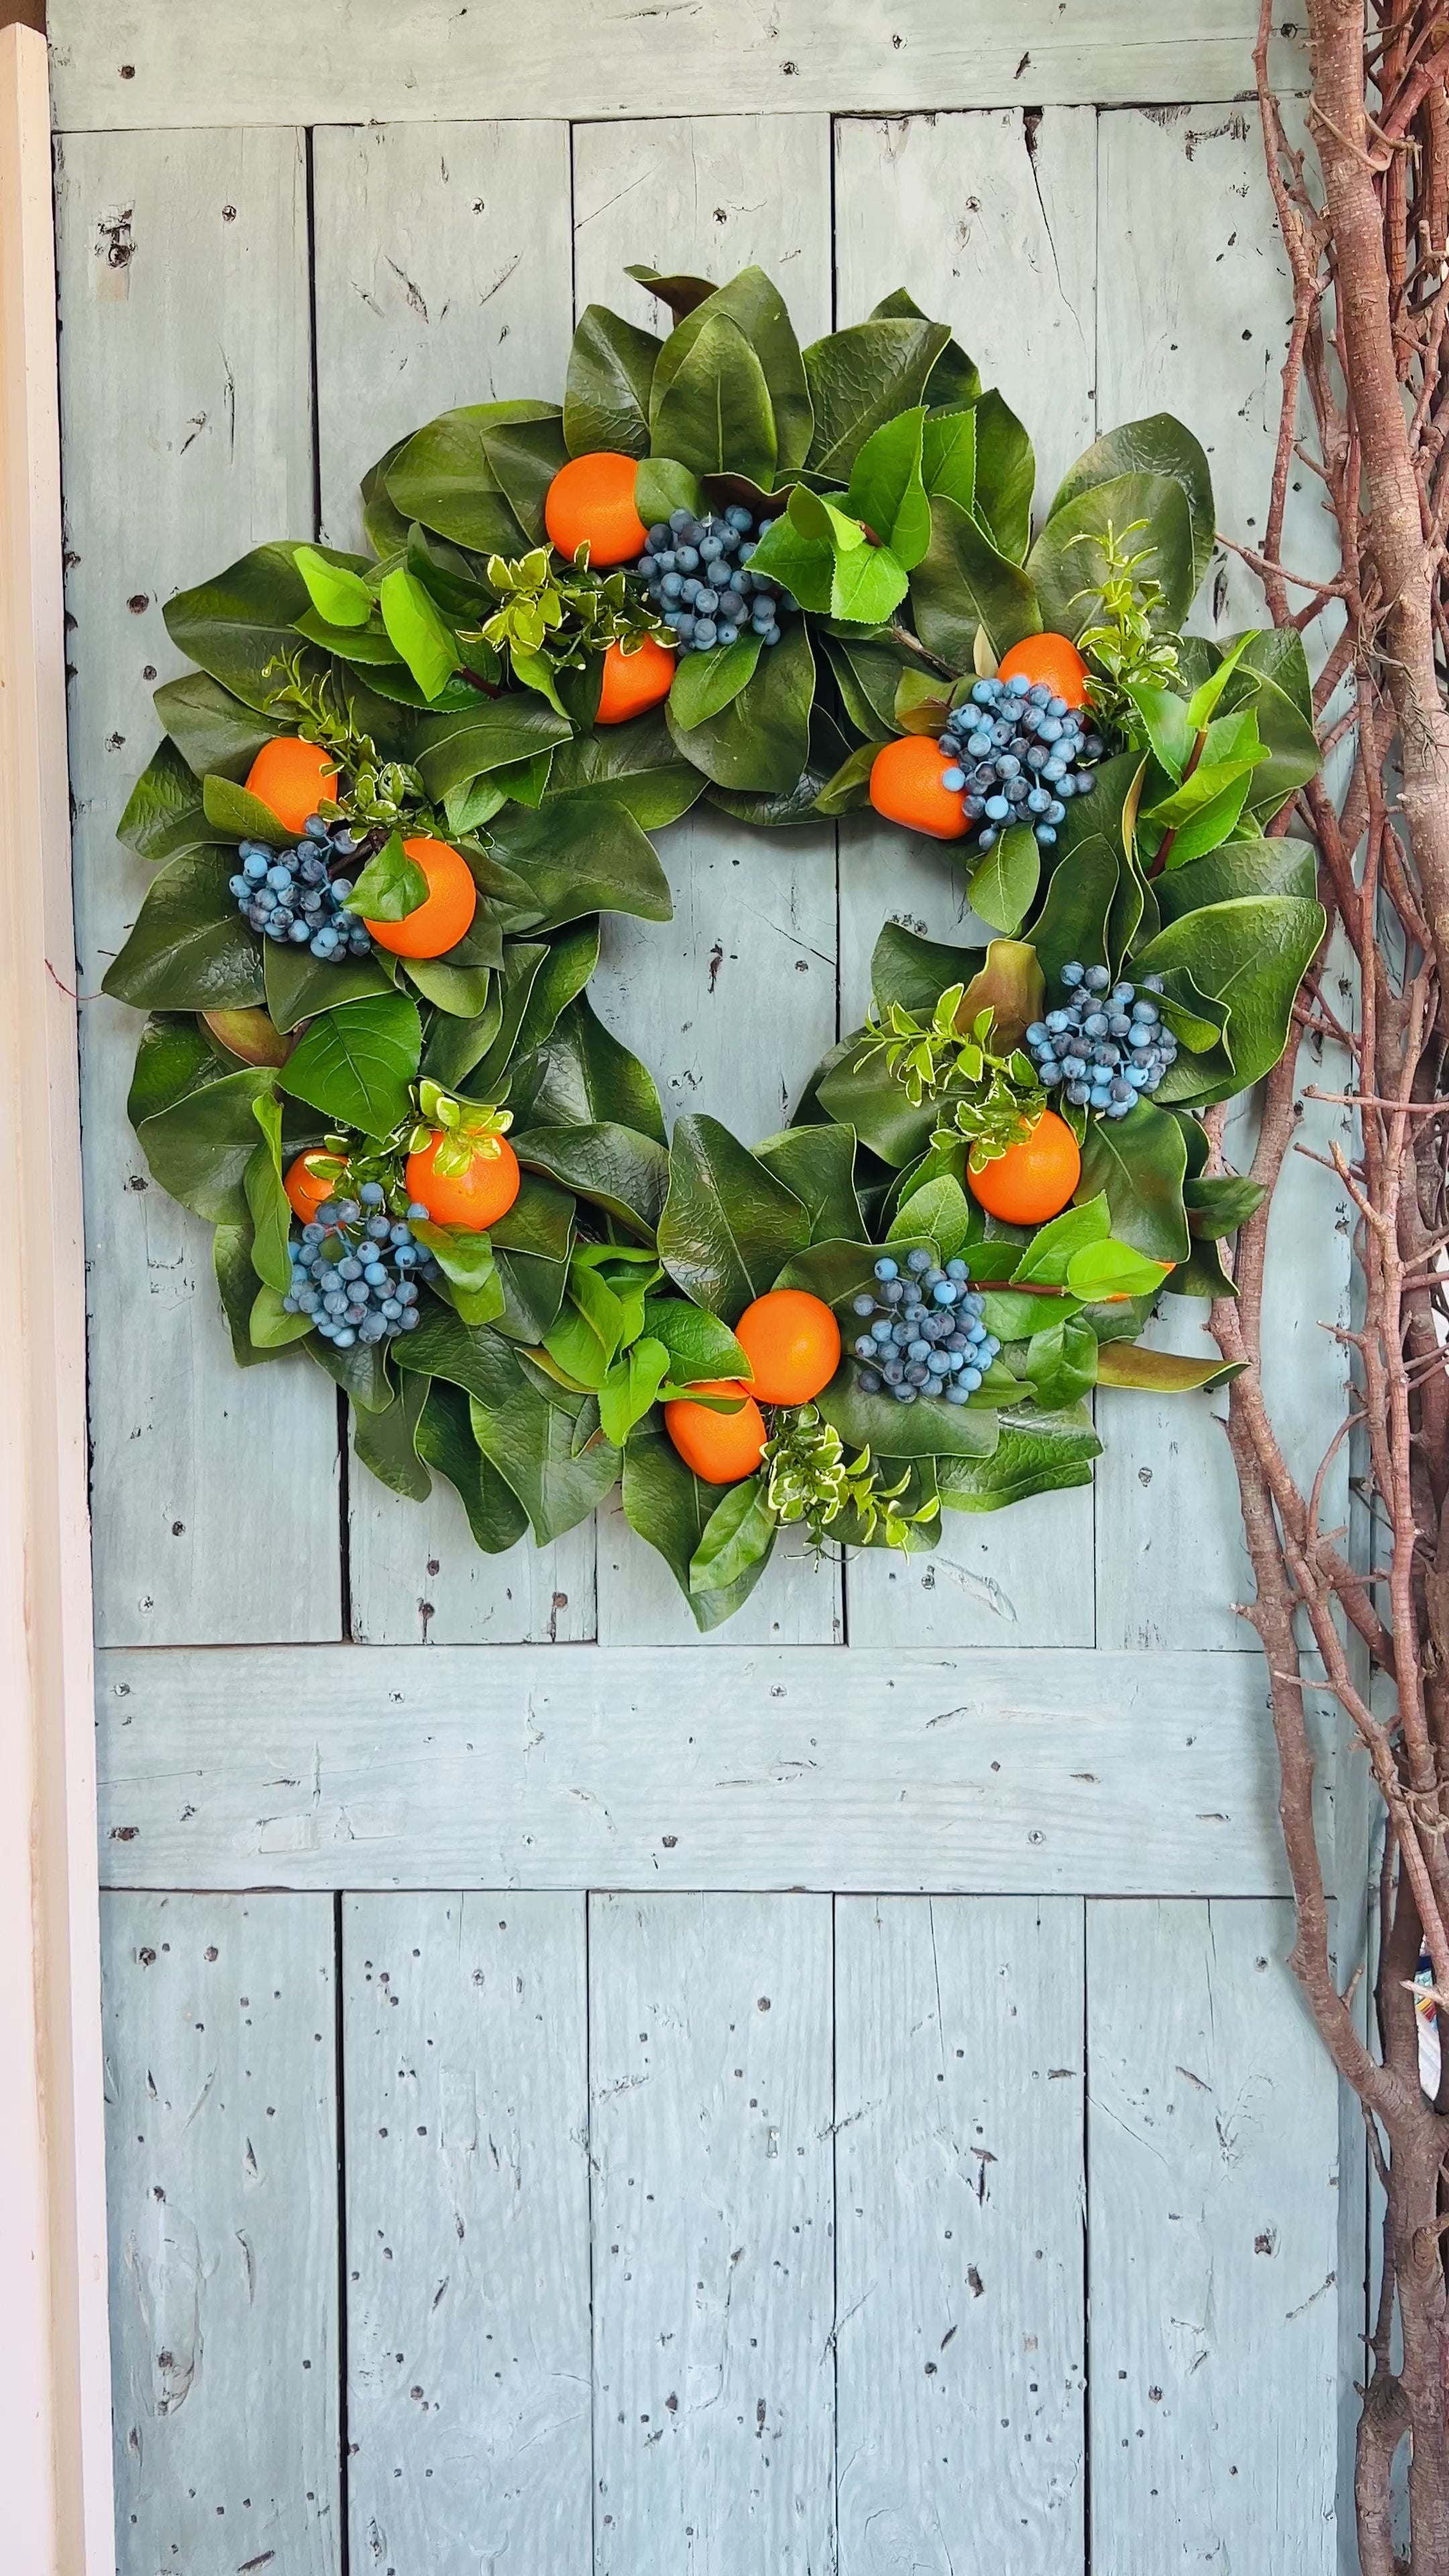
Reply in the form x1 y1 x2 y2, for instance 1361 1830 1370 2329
410 1079 513 1179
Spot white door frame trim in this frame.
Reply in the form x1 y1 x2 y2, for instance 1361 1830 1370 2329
0 25 114 2571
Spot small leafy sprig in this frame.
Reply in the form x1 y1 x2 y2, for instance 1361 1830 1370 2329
470 547 663 709
409 1079 513 1179
1071 517 1183 734
262 652 433 831
763 1405 941 1552
858 986 1045 1167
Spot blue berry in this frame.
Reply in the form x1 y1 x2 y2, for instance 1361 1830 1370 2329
873 1256 899 1281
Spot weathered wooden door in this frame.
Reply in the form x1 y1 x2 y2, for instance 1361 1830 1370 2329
55 7 1359 2568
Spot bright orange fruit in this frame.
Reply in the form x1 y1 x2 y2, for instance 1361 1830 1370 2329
284 1152 336 1223
404 1130 521 1231
664 1380 768 1485
995 632 1091 710
545 452 647 568
967 1110 1082 1225
597 633 676 723
734 1288 841 1405
245 737 339 834
364 837 477 960
868 735 969 841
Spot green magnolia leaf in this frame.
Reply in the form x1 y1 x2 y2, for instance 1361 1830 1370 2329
264 939 393 1034
411 1377 529 1549
293 541 372 628
1028 472 1195 639
137 1065 280 1225
462 1342 620 1545
814 1370 1001 1460
242 1090 292 1295
1049 412 1215 596
815 1040 936 1171
689 1474 777 1592
635 456 704 526
934 1402 1099 1510
352 1367 431 1502
971 389 1036 563
214 1224 282 1365
1151 833 1318 928
1030 837 1116 989
803 318 950 483
248 1279 314 1352
665 619 813 794
526 991 666 1143
753 1124 863 1246
911 494 1040 666
544 708 704 830
598 1336 671 1447
870 287 979 405
659 1114 812 1321
1095 1342 1244 1394
384 400 555 551
1184 1171 1268 1236
278 991 423 1136
893 667 957 738
378 566 461 702
846 406 931 568
744 504 834 614
641 1297 751 1386
871 922 985 1017
564 305 661 458
119 739 226 864
1127 684 1195 782
201 771 304 849
490 1176 575 1341
488 796 673 932
163 541 315 709
414 697 572 803
1075 1095 1190 1266
1132 896 1326 1099
813 742 877 816
668 635 763 729
127 1012 225 1126
480 415 570 546
649 266 813 476
888 1171 975 1263
649 310 778 486
922 405 977 515
820 629 917 738
706 706 852 828
969 823 1040 937
1010 1193 1109 1287
343 830 429 922
621 1416 775 1630
513 1121 669 1240
152 672 286 782
1065 1236 1172 1301
1021 1314 1099 1411
103 849 265 1011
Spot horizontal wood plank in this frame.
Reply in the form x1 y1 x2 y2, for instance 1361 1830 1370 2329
48 3 1307 129
96 1644 1322 1894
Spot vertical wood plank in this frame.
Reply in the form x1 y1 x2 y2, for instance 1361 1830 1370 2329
573 116 843 1646
1093 107 1352 1647
589 1892 835 2572
835 1896 1086 2571
833 109 1099 1651
102 1892 339 2575
343 1892 591 2575
1087 1898 1339 2571
310 122 594 1640
56 127 340 1646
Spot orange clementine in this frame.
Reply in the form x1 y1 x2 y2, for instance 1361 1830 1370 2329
545 452 647 568
995 632 1091 710
734 1288 841 1405
664 1380 768 1485
365 837 477 960
246 737 339 834
868 735 969 841
597 633 676 723
404 1130 520 1231
284 1151 337 1223
967 1110 1082 1225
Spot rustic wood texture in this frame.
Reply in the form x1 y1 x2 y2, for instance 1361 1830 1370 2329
56 127 341 1646
95 1642 1313 1894
1087 1898 1340 2571
102 1892 339 2573
343 1892 592 2574
48 2 1307 131
589 1892 835 2572
574 113 844 1646
835 1896 1087 2572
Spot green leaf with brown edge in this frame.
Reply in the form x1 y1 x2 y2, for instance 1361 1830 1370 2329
513 1121 669 1240
911 493 1040 667
1095 1341 1245 1394
802 317 950 482
119 739 227 864
277 990 422 1137
1074 1094 1190 1267
152 672 286 782
665 618 813 795
621 1415 776 1630
934 1402 1099 1510
352 1366 431 1502
103 849 266 1012
659 1114 812 1321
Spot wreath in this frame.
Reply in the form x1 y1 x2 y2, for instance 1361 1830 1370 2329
106 261 1324 1627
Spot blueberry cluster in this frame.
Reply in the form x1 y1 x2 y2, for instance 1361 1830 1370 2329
633 506 798 653
938 676 1106 849
229 816 374 961
849 1250 1002 1406
282 1183 438 1348
1024 961 1177 1118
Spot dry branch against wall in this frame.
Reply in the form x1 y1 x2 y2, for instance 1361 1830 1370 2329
1230 1 1449 2561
